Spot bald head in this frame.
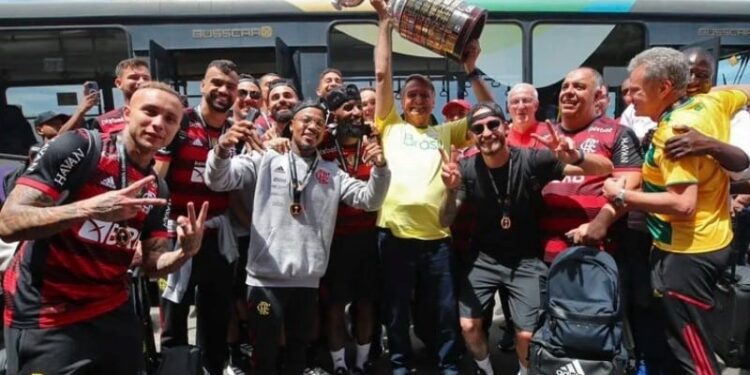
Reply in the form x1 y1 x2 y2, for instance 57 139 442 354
683 47 715 95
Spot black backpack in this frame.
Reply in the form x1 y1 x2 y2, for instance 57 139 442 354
530 246 627 375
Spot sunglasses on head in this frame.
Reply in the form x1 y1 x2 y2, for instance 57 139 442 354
239 90 262 100
469 119 503 135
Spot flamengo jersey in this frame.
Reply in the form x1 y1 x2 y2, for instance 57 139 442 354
92 107 127 135
3 130 170 329
643 91 748 253
540 117 642 262
319 135 377 235
156 107 230 219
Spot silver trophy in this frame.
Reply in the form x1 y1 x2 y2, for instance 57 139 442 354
335 0 487 62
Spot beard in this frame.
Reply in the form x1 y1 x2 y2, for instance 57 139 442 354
335 117 371 138
206 92 233 113
477 135 505 155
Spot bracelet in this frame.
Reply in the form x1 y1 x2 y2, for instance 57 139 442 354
215 144 232 159
466 68 482 81
571 149 585 166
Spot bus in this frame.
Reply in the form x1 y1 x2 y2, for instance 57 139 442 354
1 0 749 163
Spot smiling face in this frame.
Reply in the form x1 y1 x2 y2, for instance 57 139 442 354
470 108 507 156
628 65 672 120
268 85 299 121
201 66 239 113
317 71 343 97
401 79 435 127
116 65 151 102
686 51 714 96
124 87 184 152
291 107 327 153
360 89 376 122
508 85 539 127
234 80 262 118
559 68 600 126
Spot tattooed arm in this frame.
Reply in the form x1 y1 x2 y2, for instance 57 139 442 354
0 185 89 242
0 176 167 243
140 201 208 277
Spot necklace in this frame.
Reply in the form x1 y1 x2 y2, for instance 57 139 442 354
485 153 513 230
288 152 320 217
333 137 362 176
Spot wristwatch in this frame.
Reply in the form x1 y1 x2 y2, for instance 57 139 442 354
613 188 626 208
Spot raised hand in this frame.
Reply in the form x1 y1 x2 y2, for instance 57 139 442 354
362 135 386 167
463 39 481 70
81 175 167 222
370 0 389 19
439 146 461 190
264 137 291 154
176 201 209 257
219 119 264 154
533 120 581 164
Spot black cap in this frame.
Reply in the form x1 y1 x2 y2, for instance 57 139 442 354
324 84 361 111
34 111 70 127
291 98 327 117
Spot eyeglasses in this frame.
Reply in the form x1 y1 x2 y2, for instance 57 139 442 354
469 119 502 135
239 90 262 100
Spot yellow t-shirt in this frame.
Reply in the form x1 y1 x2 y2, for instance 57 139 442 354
642 90 748 253
375 105 469 240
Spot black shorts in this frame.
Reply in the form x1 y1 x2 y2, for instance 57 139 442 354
320 231 378 305
459 252 547 332
5 302 143 375
233 235 251 298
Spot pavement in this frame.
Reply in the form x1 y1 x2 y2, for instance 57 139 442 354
147 304 749 374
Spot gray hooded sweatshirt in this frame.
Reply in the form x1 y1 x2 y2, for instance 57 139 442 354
205 149 390 288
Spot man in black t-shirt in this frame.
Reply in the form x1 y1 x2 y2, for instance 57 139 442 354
438 102 613 375
0 82 208 375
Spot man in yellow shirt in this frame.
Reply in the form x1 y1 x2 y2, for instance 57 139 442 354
369 0 493 373
602 46 750 375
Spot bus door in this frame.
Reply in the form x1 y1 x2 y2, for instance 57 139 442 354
275 37 302 99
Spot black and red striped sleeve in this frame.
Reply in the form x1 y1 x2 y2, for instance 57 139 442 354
16 129 93 201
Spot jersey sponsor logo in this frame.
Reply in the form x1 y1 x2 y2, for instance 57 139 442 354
618 134 633 165
556 360 585 375
191 162 206 183
579 138 599 154
99 117 123 125
587 126 613 133
77 219 141 249
54 147 87 186
100 176 117 189
315 169 330 185
402 132 443 151
551 175 586 184
26 142 51 173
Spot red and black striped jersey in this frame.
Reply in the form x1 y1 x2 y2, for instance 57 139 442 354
318 135 377 236
540 117 643 262
92 107 127 135
155 107 230 220
3 130 170 329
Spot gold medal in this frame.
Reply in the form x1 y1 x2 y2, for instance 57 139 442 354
500 215 512 230
116 226 131 247
290 203 303 217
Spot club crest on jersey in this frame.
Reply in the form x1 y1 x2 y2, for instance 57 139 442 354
315 169 330 185
78 219 141 249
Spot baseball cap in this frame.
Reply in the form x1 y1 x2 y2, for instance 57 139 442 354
324 84 361 111
34 111 70 127
441 99 472 116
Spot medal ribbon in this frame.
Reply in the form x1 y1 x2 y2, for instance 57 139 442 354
485 154 513 229
288 152 320 214
333 137 362 176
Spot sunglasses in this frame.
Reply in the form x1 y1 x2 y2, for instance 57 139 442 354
469 119 502 135
239 90 262 100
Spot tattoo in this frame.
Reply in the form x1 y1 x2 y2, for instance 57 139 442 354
0 185 86 242
141 237 188 277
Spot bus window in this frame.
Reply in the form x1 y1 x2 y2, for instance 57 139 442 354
718 49 750 85
6 85 104 122
532 23 645 120
329 22 521 119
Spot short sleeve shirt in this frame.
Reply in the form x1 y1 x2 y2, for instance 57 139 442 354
375 105 469 240
459 148 565 260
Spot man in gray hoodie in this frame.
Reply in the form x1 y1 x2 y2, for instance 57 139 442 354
204 99 390 375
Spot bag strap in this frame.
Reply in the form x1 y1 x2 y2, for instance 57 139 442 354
548 305 619 325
